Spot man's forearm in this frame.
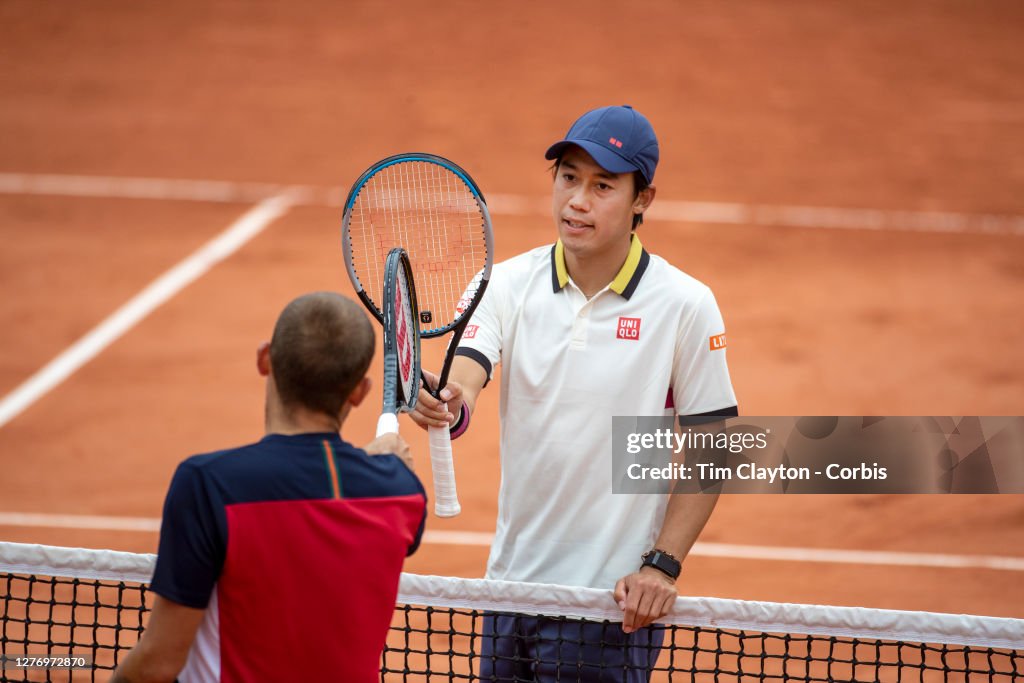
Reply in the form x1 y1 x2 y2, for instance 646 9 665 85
109 641 181 683
110 647 145 683
449 355 488 415
651 490 719 564
109 594 202 683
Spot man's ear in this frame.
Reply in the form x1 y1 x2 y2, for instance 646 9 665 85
347 376 372 407
256 342 271 377
633 185 656 217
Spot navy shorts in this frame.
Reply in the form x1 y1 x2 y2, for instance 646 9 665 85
478 613 665 682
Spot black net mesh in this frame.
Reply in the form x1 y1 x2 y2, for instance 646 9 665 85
2 543 1022 682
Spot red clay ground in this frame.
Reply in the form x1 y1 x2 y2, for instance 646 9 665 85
1 0 1023 622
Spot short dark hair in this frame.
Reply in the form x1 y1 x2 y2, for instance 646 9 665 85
269 292 375 418
551 157 651 229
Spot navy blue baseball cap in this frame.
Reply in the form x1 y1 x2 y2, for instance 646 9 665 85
545 105 659 184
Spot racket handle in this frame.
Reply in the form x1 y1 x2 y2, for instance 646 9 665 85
376 412 399 437
429 403 461 517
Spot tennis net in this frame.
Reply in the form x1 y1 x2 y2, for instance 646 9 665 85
1 541 1022 682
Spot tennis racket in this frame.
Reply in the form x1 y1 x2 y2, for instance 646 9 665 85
376 247 422 437
342 153 495 517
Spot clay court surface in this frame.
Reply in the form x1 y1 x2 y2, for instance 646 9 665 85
1 0 1023 621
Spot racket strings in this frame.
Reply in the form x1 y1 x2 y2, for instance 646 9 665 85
348 160 489 332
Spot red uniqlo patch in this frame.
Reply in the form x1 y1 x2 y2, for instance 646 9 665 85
616 317 641 340
463 324 479 339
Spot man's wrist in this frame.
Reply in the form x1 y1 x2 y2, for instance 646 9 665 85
640 548 681 580
449 402 471 439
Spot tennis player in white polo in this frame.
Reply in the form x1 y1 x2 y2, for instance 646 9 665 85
412 105 737 682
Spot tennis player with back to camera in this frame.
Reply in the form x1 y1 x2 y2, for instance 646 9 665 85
412 105 738 681
112 292 426 683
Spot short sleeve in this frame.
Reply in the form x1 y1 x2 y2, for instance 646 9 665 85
454 268 504 379
671 288 738 416
150 460 226 608
392 456 428 557
408 503 427 557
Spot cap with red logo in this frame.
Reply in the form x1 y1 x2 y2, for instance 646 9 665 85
544 105 660 184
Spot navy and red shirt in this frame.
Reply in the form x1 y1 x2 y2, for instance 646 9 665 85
150 432 427 683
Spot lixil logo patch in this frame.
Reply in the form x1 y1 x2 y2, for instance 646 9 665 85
709 333 727 350
617 317 641 340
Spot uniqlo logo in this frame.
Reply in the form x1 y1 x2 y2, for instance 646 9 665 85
616 317 641 340
463 324 479 339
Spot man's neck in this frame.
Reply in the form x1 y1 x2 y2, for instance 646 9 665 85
563 237 632 298
264 401 341 436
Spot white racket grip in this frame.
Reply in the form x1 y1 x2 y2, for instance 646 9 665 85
428 405 461 517
376 412 399 437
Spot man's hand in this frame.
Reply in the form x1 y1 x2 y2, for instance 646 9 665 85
409 370 463 430
613 567 678 634
363 433 413 471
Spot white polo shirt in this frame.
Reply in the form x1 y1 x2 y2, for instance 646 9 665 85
457 236 736 589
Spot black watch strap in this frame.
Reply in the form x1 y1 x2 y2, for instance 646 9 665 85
641 549 681 580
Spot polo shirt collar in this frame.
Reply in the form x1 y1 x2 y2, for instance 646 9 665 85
550 235 651 300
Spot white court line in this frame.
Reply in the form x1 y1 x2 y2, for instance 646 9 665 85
0 512 160 532
1 172 1022 236
2 512 1022 572
0 173 321 206
691 542 1024 572
0 193 297 428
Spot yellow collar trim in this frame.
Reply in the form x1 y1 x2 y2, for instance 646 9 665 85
552 235 646 297
553 240 570 289
609 235 645 295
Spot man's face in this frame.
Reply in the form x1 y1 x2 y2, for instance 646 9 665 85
552 146 640 260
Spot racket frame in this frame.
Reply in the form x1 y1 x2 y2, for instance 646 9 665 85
342 153 495 516
341 152 494 399
378 247 422 434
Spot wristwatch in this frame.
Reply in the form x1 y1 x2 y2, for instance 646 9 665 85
641 548 681 580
